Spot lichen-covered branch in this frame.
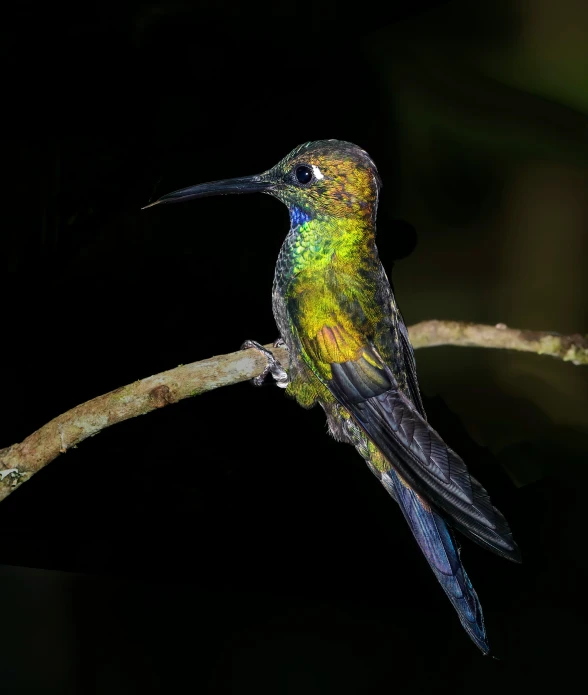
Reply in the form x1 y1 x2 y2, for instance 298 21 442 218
1 320 586 503
408 320 588 365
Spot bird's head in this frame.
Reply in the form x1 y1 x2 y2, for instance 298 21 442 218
143 140 381 224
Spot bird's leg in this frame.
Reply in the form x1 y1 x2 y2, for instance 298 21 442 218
240 339 289 388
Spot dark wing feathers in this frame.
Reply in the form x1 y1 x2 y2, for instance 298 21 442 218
331 357 390 403
325 344 521 562
397 315 426 417
353 388 520 561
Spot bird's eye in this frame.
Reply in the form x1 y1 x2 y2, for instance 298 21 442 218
295 165 313 185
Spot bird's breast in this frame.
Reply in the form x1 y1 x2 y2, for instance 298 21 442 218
271 220 386 347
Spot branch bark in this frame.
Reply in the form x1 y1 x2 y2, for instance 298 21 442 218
1 320 586 503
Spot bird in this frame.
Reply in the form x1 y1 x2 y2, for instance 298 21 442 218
143 139 520 653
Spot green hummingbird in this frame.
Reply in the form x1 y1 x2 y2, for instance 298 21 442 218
144 140 520 653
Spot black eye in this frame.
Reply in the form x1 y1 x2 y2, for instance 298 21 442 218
295 165 313 185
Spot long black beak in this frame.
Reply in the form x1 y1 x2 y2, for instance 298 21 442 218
142 174 273 209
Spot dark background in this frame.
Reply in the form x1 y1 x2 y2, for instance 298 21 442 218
1 1 587 692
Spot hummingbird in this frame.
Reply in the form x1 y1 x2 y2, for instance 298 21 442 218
144 140 520 653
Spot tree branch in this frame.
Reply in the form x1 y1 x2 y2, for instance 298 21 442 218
408 320 588 364
1 320 586 503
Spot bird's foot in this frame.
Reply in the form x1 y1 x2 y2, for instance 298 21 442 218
241 339 289 388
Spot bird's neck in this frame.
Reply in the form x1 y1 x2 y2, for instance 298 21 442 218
278 210 377 282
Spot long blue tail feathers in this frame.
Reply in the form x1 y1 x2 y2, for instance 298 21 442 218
382 468 490 654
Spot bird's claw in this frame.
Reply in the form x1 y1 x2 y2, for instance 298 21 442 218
241 339 289 388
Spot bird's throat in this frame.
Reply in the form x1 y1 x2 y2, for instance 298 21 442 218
283 215 376 279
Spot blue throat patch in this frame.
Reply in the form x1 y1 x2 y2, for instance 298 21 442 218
289 206 312 227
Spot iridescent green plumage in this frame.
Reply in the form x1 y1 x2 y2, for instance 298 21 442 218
145 139 520 653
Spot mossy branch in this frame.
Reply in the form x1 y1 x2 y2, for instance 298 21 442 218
1 320 586 503
408 320 588 364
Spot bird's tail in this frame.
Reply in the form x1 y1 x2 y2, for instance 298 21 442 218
381 468 489 654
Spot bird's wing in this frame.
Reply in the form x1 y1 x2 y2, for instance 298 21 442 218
293 316 520 562
396 311 426 418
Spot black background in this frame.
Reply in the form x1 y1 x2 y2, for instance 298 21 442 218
1 1 587 692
